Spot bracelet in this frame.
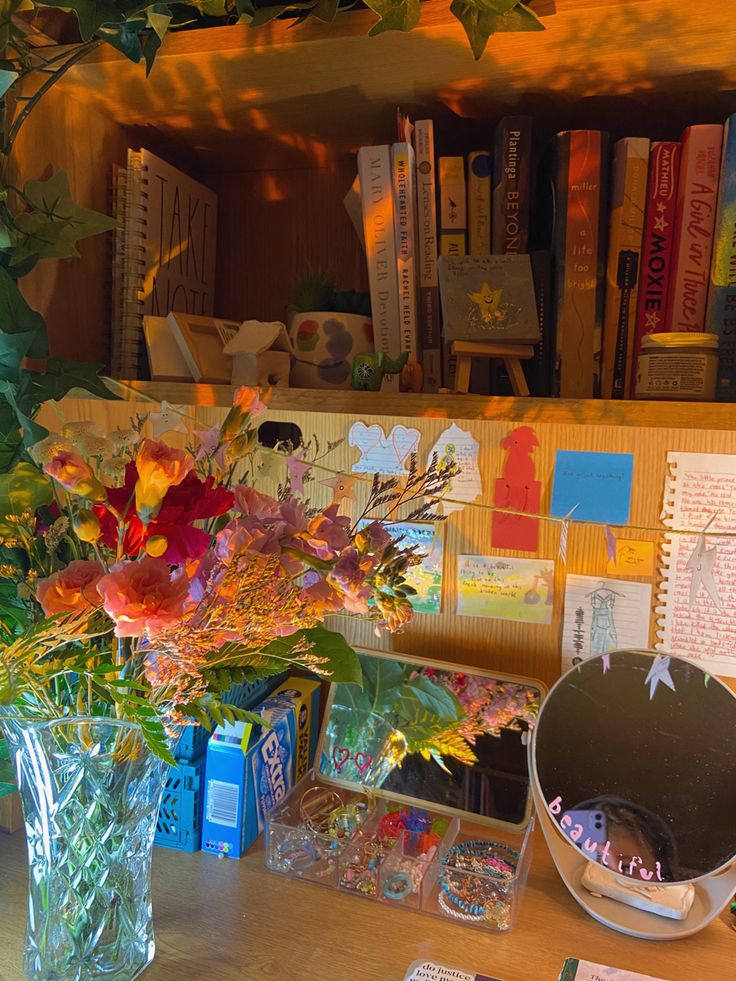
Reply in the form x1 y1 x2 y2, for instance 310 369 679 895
382 870 414 901
299 786 343 834
273 834 322 873
438 891 486 922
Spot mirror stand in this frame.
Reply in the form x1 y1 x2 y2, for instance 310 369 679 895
531 779 736 940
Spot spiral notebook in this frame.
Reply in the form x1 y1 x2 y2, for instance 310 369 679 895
111 149 218 379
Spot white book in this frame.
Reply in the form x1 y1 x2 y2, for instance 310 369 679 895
391 141 419 363
357 145 401 391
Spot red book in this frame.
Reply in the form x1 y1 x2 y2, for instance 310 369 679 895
665 124 723 332
630 141 681 395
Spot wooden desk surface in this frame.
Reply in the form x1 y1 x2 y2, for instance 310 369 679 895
0 829 733 981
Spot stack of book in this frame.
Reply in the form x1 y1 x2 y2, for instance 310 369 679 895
353 111 736 402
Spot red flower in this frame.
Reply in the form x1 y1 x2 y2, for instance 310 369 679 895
94 466 233 564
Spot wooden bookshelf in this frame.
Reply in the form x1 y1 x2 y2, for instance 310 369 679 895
12 0 736 371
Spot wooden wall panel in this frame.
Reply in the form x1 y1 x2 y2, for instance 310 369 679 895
39 389 736 690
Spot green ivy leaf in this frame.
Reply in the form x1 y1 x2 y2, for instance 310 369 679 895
450 0 543 60
10 171 117 268
364 0 420 36
311 0 338 22
17 357 117 408
38 0 126 41
0 267 47 361
0 69 18 99
147 4 172 39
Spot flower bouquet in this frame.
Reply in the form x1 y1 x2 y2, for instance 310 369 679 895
0 386 451 981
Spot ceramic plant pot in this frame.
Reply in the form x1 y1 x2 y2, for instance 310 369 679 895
288 311 374 389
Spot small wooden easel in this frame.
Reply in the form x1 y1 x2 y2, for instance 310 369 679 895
451 340 535 396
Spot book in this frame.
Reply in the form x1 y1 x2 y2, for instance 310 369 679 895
112 149 218 380
666 123 724 332
413 119 442 392
439 157 467 389
559 959 669 981
467 151 492 255
391 141 419 365
357 145 402 392
492 116 532 254
705 113 736 400
601 136 650 399
525 249 554 397
630 141 681 396
553 130 610 398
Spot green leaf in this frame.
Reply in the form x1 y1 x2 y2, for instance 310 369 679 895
400 673 463 722
359 652 404 711
310 0 338 21
364 0 420 35
10 171 117 268
0 69 18 99
0 267 47 361
18 358 117 406
38 0 125 41
0 461 53 534
449 0 543 59
0 329 37 382
147 4 172 40
301 626 362 685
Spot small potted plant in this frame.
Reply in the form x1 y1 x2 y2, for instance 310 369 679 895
287 272 374 389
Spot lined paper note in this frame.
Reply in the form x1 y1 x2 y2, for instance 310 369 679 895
349 422 421 475
657 452 736 677
428 423 482 515
561 574 652 671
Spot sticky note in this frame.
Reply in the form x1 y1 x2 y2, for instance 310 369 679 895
607 539 655 577
550 450 634 526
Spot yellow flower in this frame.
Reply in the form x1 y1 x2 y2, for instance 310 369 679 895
72 509 101 543
145 535 168 558
134 438 193 523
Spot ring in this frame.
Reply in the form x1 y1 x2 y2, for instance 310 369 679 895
382 871 414 901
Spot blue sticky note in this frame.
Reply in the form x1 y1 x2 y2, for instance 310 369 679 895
550 450 634 526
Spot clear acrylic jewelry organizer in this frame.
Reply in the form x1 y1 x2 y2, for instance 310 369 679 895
265 648 544 932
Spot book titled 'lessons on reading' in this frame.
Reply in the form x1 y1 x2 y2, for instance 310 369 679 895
112 149 218 379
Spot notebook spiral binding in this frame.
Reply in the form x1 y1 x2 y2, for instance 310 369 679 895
114 151 149 380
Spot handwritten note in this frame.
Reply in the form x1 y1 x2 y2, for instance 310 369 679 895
606 539 655 577
349 422 421 475
457 555 554 624
561 574 652 671
428 423 482 515
551 451 634 525
657 452 736 678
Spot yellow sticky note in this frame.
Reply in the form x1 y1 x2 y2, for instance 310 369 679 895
607 539 655 577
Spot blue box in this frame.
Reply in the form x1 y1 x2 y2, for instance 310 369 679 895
154 756 205 853
201 676 321 858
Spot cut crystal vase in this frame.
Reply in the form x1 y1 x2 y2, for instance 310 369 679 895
0 714 165 981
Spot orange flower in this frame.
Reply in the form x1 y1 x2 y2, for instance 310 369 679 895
96 556 189 638
219 387 267 441
44 450 106 501
134 439 193 523
36 559 105 616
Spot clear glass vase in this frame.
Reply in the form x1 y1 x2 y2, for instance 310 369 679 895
0 714 166 981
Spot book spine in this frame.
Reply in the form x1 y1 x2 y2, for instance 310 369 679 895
492 116 532 254
467 151 492 255
357 145 401 392
439 157 466 388
119 149 147 380
705 114 736 400
391 142 419 364
666 123 724 332
601 137 650 399
553 130 609 398
413 120 442 392
630 141 681 396
526 249 553 397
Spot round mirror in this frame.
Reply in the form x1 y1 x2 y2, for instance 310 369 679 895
532 650 736 884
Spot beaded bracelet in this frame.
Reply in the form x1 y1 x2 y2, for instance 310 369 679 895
438 891 486 922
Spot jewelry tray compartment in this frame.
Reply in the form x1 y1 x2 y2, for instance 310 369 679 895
265 769 534 932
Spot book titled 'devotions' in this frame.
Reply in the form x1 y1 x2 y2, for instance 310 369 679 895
553 130 610 398
705 112 736 400
666 123 724 331
467 150 492 255
112 149 218 380
413 119 442 391
492 116 532 255
357 145 401 391
630 140 681 395
601 136 650 399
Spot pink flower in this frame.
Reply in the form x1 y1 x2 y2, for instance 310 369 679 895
357 520 392 554
326 547 373 614
219 387 268 441
233 484 281 520
44 450 106 501
215 520 281 567
96 557 189 637
300 571 344 615
287 505 351 563
36 559 105 616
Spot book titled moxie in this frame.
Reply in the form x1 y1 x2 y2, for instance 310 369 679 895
630 140 681 396
666 123 724 332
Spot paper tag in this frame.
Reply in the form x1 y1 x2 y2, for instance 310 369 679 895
404 961 504 981
428 423 482 515
349 422 421 475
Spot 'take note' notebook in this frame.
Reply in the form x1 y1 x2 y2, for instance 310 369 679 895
113 149 217 379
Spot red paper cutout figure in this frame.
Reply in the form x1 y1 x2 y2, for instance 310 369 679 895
492 426 541 552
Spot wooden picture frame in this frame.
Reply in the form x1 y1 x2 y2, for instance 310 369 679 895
167 312 240 384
